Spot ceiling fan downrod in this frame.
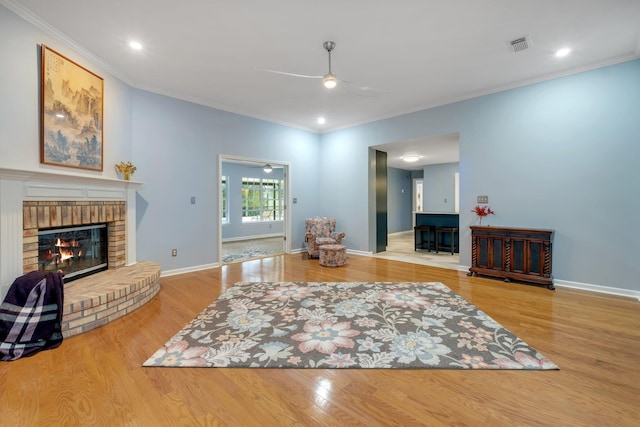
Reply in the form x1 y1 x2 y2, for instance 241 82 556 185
322 41 337 89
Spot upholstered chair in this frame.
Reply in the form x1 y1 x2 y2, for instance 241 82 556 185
304 217 345 258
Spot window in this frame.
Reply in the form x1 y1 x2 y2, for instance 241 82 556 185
241 177 284 222
221 176 228 224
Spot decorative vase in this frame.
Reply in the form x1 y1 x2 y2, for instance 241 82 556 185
123 171 131 181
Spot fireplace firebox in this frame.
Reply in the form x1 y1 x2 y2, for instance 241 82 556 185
38 224 108 282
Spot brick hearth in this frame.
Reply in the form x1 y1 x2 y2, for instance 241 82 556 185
21 200 160 338
62 261 161 337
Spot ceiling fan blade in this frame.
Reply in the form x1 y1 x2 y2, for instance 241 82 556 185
339 79 390 97
256 68 323 79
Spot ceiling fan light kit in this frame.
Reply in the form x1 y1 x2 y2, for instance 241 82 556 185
323 73 337 89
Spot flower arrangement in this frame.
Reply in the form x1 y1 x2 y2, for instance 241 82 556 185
115 161 136 180
472 205 494 225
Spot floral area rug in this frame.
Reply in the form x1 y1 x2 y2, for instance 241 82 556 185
143 282 558 369
221 250 268 263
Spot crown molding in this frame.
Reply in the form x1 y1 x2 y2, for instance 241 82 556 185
0 0 134 86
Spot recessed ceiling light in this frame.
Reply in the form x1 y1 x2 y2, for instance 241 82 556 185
129 41 143 50
555 47 571 58
402 155 421 163
317 117 326 124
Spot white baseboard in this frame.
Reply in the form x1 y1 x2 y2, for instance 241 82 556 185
459 264 639 301
346 249 374 257
553 279 640 301
159 257 639 302
160 263 219 277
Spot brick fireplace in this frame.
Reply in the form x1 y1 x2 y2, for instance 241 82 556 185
0 168 160 337
22 200 127 275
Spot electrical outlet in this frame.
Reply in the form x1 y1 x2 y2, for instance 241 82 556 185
477 195 489 204
171 249 177 257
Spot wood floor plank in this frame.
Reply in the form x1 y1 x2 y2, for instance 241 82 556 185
1 254 639 426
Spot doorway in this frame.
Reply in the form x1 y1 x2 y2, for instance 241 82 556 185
370 132 460 266
218 155 291 264
413 178 423 217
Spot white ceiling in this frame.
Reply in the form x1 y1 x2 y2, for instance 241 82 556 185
4 0 640 163
373 133 460 170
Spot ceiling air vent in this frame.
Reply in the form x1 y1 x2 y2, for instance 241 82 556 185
510 36 531 53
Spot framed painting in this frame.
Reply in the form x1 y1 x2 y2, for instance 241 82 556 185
40 45 104 171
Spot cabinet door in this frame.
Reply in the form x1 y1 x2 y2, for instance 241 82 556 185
511 238 526 274
476 235 504 270
526 240 546 277
510 238 545 277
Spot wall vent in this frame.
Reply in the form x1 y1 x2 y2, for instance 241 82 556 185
510 36 531 53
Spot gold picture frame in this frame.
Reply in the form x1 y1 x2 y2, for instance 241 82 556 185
40 45 104 171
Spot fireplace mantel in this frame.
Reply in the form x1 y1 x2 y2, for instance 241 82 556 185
0 167 142 300
0 167 143 189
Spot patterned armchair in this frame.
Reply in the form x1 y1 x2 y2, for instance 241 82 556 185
304 217 345 258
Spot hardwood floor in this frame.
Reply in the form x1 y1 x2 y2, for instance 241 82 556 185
2 254 639 426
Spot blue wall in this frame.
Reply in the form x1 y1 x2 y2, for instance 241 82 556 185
321 59 640 291
131 90 319 271
386 167 413 233
423 162 459 212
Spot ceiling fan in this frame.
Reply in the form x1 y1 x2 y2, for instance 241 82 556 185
257 41 386 96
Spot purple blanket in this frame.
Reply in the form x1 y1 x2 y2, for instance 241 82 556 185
0 271 64 361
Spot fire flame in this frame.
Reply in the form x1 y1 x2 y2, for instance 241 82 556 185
55 238 81 262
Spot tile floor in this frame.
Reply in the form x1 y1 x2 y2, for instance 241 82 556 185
374 230 461 270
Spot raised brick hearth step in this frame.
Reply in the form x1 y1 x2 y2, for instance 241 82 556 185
62 261 161 337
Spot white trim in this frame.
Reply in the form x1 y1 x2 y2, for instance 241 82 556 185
160 263 219 277
0 0 134 86
346 249 374 257
318 55 640 134
364 251 639 301
3 0 638 135
159 253 638 301
553 280 640 302
219 155 292 264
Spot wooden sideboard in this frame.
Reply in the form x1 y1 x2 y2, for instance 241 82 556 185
467 226 554 289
